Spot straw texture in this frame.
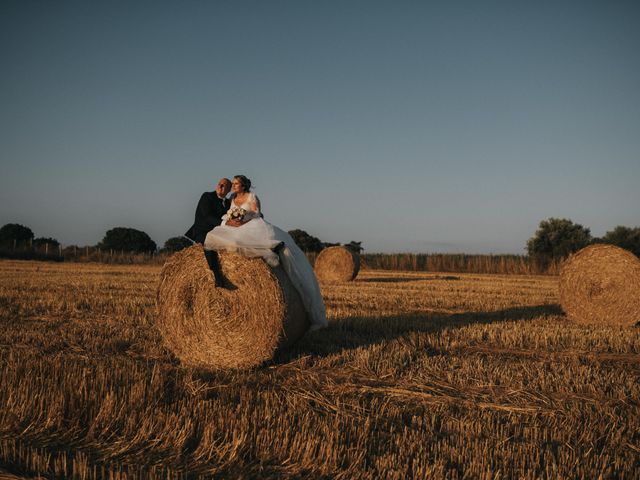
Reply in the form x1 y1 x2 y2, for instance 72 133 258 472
156 245 309 369
559 244 640 327
314 246 360 283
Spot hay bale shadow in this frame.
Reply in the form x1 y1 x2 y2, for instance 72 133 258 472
275 304 563 362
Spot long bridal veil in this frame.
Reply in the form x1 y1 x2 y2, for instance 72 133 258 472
205 217 327 330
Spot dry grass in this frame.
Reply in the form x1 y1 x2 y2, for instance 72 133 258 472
0 260 639 479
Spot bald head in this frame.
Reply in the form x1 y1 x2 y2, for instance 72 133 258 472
215 178 231 198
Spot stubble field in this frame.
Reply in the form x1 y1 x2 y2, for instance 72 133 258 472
0 259 638 479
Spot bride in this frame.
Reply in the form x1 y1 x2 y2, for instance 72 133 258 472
204 175 327 330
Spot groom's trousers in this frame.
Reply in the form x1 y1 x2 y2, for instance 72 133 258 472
204 249 224 286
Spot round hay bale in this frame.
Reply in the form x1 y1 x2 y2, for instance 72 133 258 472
156 245 310 369
559 244 640 327
314 246 360 283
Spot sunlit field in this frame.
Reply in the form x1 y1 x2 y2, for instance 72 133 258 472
0 259 638 479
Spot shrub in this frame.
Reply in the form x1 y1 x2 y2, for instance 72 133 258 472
526 218 592 268
343 241 363 253
98 227 157 253
33 237 60 248
162 236 193 253
288 229 324 253
0 223 34 248
596 226 640 257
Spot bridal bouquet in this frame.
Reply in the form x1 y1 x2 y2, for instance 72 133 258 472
227 206 246 221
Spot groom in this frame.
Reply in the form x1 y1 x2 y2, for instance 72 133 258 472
185 178 231 244
185 178 231 281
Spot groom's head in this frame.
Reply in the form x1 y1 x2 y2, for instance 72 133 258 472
215 178 231 198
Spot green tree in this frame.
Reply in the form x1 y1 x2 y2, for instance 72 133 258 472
344 241 363 253
162 236 192 253
0 223 34 248
288 229 324 253
33 237 60 248
98 227 157 253
596 226 640 257
526 218 592 268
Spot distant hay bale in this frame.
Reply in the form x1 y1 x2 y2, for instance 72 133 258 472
314 246 360 283
156 245 309 369
559 244 640 327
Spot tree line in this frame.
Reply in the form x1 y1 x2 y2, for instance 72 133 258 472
0 224 364 257
1 218 638 271
525 218 640 268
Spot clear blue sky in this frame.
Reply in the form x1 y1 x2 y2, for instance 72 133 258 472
1 1 639 253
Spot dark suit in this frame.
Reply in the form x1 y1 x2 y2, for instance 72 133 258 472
185 192 228 244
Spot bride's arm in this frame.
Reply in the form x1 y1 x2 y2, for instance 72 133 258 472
220 193 235 224
251 195 261 214
241 194 261 221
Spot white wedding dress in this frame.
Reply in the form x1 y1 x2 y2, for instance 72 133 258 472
204 192 327 330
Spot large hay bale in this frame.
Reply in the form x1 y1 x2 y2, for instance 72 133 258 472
314 246 360 283
156 245 309 369
559 244 640 327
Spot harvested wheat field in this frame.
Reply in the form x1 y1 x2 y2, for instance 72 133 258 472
0 259 638 479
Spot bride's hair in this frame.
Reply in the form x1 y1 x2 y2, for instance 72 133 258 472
234 175 251 192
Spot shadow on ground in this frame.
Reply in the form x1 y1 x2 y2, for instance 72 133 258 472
274 303 563 363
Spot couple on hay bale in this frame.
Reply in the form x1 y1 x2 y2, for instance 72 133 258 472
184 175 327 331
